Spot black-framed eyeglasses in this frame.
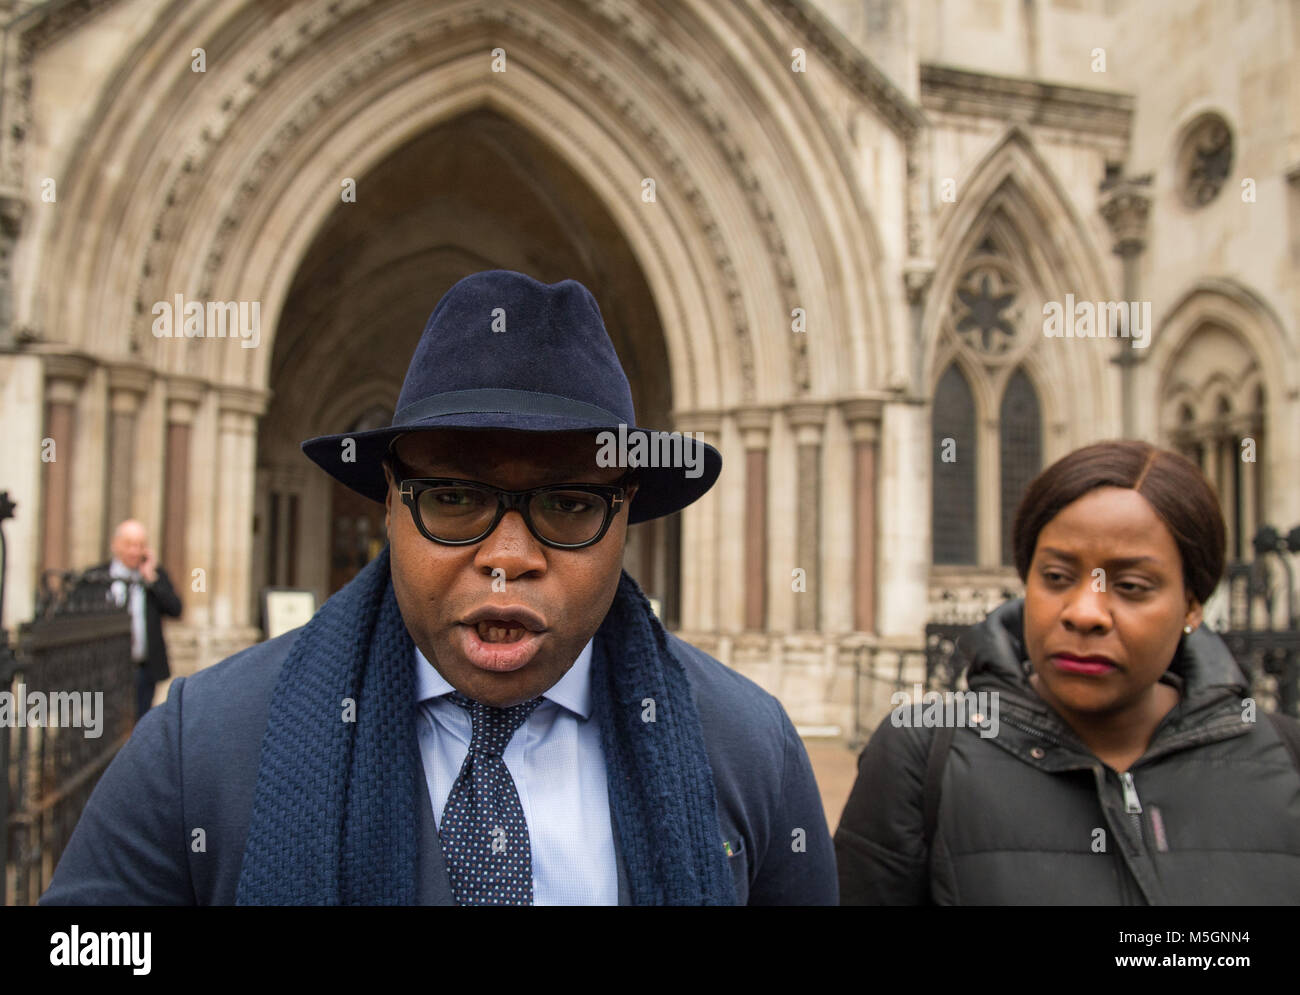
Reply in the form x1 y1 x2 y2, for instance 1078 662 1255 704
388 455 637 550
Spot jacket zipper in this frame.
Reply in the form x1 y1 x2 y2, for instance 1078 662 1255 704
1119 770 1143 841
1115 770 1146 904
1001 711 1152 902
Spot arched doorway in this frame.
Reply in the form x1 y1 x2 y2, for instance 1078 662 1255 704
256 109 681 623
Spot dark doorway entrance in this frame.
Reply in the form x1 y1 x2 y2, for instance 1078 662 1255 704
262 109 681 619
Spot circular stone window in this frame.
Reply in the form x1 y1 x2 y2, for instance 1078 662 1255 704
1177 113 1234 208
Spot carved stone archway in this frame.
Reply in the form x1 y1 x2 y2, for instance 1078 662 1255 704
20 0 902 687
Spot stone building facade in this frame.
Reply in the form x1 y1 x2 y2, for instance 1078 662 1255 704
0 0 1296 732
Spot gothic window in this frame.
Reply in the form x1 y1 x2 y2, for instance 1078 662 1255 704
932 364 977 565
999 369 1043 565
932 229 1047 571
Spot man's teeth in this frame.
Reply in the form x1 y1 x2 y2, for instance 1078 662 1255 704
476 621 526 643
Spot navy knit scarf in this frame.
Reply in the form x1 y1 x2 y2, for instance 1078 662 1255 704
235 547 735 905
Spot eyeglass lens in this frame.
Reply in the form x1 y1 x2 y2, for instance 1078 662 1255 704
416 484 609 545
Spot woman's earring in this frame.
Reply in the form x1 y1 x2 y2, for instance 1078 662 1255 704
1183 624 1193 634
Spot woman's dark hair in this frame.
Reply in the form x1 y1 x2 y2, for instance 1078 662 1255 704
1012 440 1226 604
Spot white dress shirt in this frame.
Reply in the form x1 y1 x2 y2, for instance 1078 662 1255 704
414 639 619 905
108 557 148 662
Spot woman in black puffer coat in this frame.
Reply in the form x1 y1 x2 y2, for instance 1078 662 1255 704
835 440 1300 904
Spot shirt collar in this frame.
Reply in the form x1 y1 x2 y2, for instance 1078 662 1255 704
108 558 136 579
414 638 594 720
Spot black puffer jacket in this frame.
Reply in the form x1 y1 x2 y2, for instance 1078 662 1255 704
835 599 1300 904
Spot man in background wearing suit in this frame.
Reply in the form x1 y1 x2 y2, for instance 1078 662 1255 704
100 519 182 720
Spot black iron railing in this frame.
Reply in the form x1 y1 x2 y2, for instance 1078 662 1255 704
849 587 1016 747
1217 525 1300 717
3 566 133 906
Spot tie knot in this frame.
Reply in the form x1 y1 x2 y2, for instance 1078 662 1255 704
445 690 542 758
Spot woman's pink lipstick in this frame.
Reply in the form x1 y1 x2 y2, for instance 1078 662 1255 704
1052 653 1118 675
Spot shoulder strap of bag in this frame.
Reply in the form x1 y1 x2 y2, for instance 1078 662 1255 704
922 723 956 853
1265 711 1300 775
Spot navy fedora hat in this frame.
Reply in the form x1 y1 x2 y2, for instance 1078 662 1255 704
301 269 721 525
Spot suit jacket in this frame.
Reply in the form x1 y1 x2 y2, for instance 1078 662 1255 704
40 626 839 905
96 561 182 683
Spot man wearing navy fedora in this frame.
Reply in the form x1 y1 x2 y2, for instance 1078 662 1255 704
41 270 837 905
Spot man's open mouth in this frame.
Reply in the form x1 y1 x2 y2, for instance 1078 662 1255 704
474 620 529 644
457 607 547 671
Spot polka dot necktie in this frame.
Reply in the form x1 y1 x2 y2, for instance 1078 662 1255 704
438 690 543 906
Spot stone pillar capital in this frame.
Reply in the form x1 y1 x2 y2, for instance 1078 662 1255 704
217 383 270 418
218 407 259 437
850 420 879 445
109 390 141 416
167 375 206 406
108 366 152 415
841 399 882 444
46 378 81 406
167 376 205 426
786 402 826 448
1099 174 1153 257
785 401 828 429
736 407 772 450
107 362 154 398
673 409 723 435
40 350 94 390
167 398 198 426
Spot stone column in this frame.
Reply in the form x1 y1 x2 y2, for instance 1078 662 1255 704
163 380 201 604
104 365 153 541
1238 415 1260 553
1217 431 1238 557
213 386 267 632
843 399 883 634
787 403 827 632
672 410 719 632
39 354 92 574
671 410 719 633
1099 174 1152 439
736 408 771 631
0 353 43 624
877 398 930 639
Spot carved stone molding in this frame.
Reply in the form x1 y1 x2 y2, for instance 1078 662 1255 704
762 0 931 267
764 0 925 141
129 0 829 402
17 0 120 57
3 0 121 189
919 63 1134 141
903 264 933 306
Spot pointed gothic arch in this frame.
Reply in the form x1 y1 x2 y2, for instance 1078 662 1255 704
1147 278 1298 561
923 126 1106 571
921 126 1116 431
